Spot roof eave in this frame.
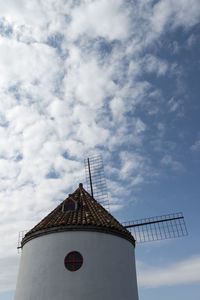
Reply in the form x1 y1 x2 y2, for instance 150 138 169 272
22 225 136 248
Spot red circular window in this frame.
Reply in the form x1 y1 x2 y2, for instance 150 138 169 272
64 251 83 272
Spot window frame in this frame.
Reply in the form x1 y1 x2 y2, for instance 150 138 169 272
64 251 83 272
62 198 77 212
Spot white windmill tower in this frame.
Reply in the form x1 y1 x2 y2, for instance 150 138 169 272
15 182 139 300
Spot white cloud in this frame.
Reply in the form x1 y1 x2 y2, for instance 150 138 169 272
0 37 60 87
137 255 200 288
110 97 126 122
168 97 181 113
191 139 200 151
76 122 110 148
143 54 168 76
0 256 19 291
151 0 200 37
161 154 183 171
187 33 198 48
0 0 198 293
66 59 116 109
135 119 146 134
157 123 165 137
67 0 130 41
119 151 150 184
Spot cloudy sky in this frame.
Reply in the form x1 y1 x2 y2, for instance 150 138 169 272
0 0 200 299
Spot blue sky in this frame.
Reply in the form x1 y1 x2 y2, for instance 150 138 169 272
0 1 200 299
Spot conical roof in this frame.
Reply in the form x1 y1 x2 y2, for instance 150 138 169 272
22 183 135 246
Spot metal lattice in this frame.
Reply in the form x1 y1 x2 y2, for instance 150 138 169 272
17 230 27 253
84 155 109 211
122 212 188 243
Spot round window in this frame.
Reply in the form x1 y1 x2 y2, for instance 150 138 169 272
64 251 83 272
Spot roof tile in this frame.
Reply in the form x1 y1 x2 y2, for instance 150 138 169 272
24 183 135 245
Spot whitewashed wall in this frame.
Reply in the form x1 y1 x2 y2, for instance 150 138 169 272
15 231 139 300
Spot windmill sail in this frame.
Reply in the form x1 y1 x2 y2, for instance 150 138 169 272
122 212 188 243
17 230 28 252
84 155 110 211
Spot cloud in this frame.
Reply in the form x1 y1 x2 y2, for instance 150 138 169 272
119 151 151 186
67 0 130 41
64 58 116 109
157 123 165 137
187 33 198 48
191 139 200 151
142 55 168 76
161 154 184 171
0 256 19 291
150 0 200 37
137 255 200 288
110 97 126 122
0 0 199 293
168 97 182 113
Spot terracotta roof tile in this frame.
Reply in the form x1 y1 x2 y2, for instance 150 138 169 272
23 183 135 245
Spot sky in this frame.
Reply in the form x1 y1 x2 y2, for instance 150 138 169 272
0 0 200 299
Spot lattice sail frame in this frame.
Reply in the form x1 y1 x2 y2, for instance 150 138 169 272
17 230 28 253
84 155 109 211
122 212 188 243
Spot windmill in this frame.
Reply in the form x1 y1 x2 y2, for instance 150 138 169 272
15 153 188 300
84 154 188 244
